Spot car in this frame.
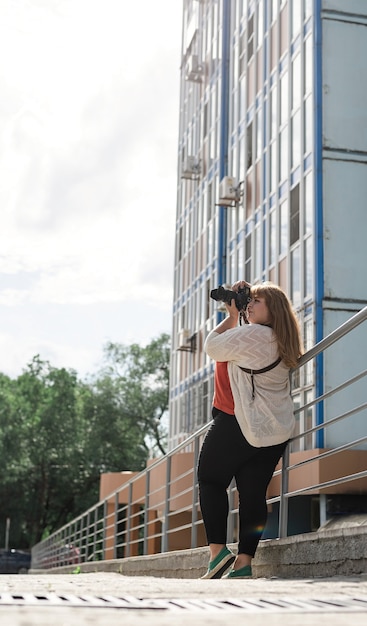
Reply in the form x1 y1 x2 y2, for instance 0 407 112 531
0 549 31 574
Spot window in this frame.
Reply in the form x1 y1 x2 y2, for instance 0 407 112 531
290 183 300 245
304 95 312 154
304 389 314 449
291 245 300 307
292 54 301 111
202 380 209 424
304 0 313 21
279 199 288 254
270 141 277 191
245 232 252 277
304 36 312 95
291 0 301 40
178 225 183 261
239 75 246 119
237 241 245 277
239 31 246 76
304 172 313 234
207 182 213 221
256 107 262 159
239 134 245 178
247 121 253 169
247 13 254 60
203 102 209 138
254 224 261 279
290 393 301 452
304 236 312 298
181 304 187 333
279 125 288 181
257 0 264 48
304 318 313 387
270 86 277 140
269 209 276 265
280 71 288 125
291 109 301 168
205 279 211 321
231 84 239 131
271 0 278 22
280 2 288 56
304 317 313 352
207 222 214 263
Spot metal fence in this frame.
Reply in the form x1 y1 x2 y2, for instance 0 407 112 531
31 306 367 569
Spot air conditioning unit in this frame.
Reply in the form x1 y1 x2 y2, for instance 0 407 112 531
185 54 203 82
177 329 191 351
181 156 200 179
218 176 240 206
219 176 238 201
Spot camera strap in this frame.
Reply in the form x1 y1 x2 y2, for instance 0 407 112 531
238 356 281 400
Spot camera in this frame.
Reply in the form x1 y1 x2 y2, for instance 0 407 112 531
210 285 251 311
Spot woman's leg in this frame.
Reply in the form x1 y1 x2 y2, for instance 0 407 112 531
233 440 287 567
197 411 243 549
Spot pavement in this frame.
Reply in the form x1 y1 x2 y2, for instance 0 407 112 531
1 571 367 626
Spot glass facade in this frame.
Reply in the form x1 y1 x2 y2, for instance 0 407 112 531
169 0 316 449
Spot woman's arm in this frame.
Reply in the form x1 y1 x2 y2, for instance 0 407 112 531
212 298 239 335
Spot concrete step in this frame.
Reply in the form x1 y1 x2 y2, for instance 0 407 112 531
31 521 367 579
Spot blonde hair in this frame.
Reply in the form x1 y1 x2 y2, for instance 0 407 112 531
250 282 304 368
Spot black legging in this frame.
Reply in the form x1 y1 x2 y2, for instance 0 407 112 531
197 408 287 556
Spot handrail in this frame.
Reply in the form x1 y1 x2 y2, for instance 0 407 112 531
31 305 367 569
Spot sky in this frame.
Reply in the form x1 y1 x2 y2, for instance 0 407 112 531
0 0 182 379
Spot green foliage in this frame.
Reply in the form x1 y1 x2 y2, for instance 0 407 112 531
99 333 170 457
0 334 170 549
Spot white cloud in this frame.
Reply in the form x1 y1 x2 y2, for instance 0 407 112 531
0 0 181 376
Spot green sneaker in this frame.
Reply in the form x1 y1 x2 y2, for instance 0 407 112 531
200 547 235 579
223 564 252 579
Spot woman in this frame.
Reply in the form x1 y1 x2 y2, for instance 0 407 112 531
198 281 303 579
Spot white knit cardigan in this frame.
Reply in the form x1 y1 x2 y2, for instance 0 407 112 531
204 324 295 447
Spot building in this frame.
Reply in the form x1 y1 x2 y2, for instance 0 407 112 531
168 0 367 528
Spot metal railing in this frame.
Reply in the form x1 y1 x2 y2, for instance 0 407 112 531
32 306 367 569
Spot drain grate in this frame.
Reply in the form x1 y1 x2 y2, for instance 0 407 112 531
0 593 366 613
0 593 163 611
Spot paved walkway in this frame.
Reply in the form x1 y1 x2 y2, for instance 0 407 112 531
0 572 367 625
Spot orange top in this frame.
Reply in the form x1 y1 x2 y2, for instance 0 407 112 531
213 361 235 414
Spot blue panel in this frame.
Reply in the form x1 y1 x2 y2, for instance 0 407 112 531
279 55 288 73
217 0 231 324
279 181 288 198
291 166 301 186
305 17 312 36
304 153 312 171
291 34 301 56
314 0 324 446
247 105 255 123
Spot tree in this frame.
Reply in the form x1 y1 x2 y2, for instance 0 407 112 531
0 334 171 548
98 333 171 456
0 357 83 546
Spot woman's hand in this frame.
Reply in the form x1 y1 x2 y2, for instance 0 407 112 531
212 294 240 335
225 298 240 319
232 280 251 293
